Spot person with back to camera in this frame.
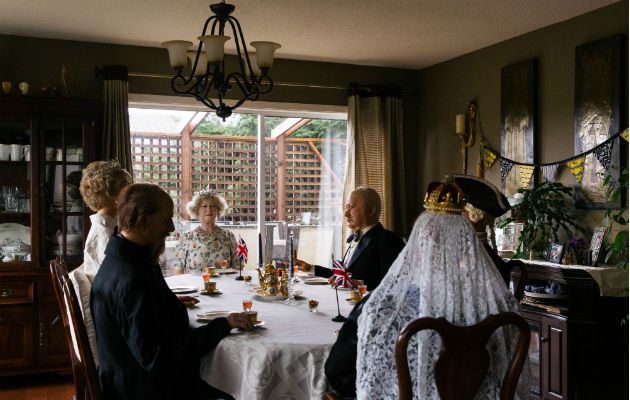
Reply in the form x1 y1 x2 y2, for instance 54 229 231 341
172 189 239 274
90 183 253 400
294 187 404 291
355 178 530 399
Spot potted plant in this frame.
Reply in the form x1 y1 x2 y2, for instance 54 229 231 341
602 165 628 271
498 182 586 258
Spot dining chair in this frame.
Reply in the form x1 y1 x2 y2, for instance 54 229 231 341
50 257 103 400
504 259 528 301
395 312 530 400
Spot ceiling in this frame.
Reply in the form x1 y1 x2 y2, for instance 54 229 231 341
0 0 618 70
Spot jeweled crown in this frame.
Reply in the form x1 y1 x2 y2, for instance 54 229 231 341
195 187 218 197
423 179 467 214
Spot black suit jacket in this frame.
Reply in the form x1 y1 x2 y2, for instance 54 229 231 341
91 234 231 400
314 223 405 290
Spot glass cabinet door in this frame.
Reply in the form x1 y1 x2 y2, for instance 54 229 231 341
42 120 87 263
0 120 33 265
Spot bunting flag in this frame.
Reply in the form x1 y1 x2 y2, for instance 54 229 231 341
621 128 628 142
567 157 585 183
500 159 513 182
518 165 535 188
483 147 497 169
594 141 613 170
542 164 560 182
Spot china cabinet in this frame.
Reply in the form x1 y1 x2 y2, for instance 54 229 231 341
0 95 97 376
513 260 628 399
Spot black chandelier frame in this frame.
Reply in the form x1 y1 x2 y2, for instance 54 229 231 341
169 2 274 120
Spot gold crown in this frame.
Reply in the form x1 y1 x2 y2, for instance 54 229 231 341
423 179 467 215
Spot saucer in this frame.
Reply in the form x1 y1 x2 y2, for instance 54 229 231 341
200 289 223 295
346 298 360 303
196 310 235 321
218 268 238 274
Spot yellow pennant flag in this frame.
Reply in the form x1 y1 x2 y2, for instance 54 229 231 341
518 165 535 188
483 147 497 169
567 158 585 183
621 128 629 142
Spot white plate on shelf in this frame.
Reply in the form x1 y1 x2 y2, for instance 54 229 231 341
169 286 198 294
524 291 568 299
0 223 31 245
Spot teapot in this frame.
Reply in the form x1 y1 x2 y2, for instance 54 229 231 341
256 260 287 296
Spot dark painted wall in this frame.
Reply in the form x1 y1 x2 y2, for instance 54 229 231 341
414 1 628 229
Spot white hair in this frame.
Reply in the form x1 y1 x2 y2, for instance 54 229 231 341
186 190 228 219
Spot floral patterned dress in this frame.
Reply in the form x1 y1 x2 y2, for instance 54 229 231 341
172 226 239 273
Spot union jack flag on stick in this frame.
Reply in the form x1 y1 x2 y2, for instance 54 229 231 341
332 259 352 287
236 237 248 263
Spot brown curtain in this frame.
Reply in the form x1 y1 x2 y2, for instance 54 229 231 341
344 84 406 237
101 65 133 176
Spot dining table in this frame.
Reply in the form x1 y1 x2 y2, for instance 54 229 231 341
165 271 356 400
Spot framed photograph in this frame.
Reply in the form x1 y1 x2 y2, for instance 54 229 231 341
574 35 622 209
546 242 565 264
501 59 537 196
589 226 606 266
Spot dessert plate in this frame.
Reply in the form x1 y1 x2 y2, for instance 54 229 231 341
302 277 329 285
200 289 223 295
196 310 235 321
169 286 198 294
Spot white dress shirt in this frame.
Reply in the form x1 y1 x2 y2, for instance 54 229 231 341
344 223 377 267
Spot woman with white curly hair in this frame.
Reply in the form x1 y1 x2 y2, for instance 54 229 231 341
172 189 238 274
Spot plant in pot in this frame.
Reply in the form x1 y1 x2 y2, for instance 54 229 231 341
498 181 586 258
602 165 628 271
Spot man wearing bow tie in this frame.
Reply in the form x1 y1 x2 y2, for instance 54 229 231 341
295 187 404 291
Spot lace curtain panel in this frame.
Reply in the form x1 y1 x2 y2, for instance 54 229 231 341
101 65 133 174
344 85 406 242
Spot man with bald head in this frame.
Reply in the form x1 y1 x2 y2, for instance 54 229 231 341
296 187 405 290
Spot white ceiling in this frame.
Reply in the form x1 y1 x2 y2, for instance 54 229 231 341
0 0 618 69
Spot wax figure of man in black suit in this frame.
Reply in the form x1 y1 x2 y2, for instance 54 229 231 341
295 187 405 291
91 184 253 400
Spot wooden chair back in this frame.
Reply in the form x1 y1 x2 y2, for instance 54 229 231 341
504 259 528 301
395 312 530 400
50 257 103 400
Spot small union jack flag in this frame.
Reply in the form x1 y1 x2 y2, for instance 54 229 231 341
236 237 248 263
332 259 352 287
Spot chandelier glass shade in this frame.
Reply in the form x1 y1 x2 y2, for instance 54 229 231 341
162 1 280 120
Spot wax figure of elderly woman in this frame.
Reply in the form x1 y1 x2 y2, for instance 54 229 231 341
356 179 530 400
173 189 239 274
91 183 253 400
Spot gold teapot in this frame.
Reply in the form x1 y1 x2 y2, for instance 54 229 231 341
256 260 288 296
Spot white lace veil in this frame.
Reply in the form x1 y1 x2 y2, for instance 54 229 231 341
356 211 530 399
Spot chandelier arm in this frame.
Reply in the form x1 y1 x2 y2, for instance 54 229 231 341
170 72 201 94
226 72 261 105
227 16 256 85
199 97 219 111
188 16 217 78
255 74 274 95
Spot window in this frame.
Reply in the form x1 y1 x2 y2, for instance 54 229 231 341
129 108 347 267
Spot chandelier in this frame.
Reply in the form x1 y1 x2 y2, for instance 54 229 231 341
162 1 280 120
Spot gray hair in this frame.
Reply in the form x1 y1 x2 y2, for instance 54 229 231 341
353 187 382 223
186 189 229 219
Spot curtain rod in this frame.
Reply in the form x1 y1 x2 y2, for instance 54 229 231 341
127 72 348 91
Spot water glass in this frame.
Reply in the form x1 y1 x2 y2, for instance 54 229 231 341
358 285 367 296
220 259 228 270
4 193 18 213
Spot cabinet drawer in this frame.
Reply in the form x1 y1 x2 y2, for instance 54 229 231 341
0 282 34 305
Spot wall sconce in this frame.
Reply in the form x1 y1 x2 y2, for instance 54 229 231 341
455 100 477 174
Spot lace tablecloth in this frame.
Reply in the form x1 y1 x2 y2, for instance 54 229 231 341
165 273 355 400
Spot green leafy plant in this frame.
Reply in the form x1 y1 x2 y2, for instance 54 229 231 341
498 182 586 258
602 165 628 271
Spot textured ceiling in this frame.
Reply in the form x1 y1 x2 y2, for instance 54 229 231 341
0 0 618 69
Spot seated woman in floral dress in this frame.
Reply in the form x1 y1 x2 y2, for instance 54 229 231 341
172 189 239 274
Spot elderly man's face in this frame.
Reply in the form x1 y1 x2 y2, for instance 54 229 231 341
344 191 372 232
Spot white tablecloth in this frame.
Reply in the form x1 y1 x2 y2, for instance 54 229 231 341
165 273 355 400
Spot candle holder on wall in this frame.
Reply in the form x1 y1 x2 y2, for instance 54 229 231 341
455 100 477 174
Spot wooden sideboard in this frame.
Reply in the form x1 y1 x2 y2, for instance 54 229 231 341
0 95 97 376
512 260 628 399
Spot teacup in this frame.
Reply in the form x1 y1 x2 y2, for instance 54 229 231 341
10 144 24 161
1 81 11 94
204 267 216 275
0 144 10 161
19 82 29 95
245 310 258 324
350 290 361 302
204 281 217 292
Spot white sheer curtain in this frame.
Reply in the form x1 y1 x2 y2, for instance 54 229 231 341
101 65 133 174
344 84 406 239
